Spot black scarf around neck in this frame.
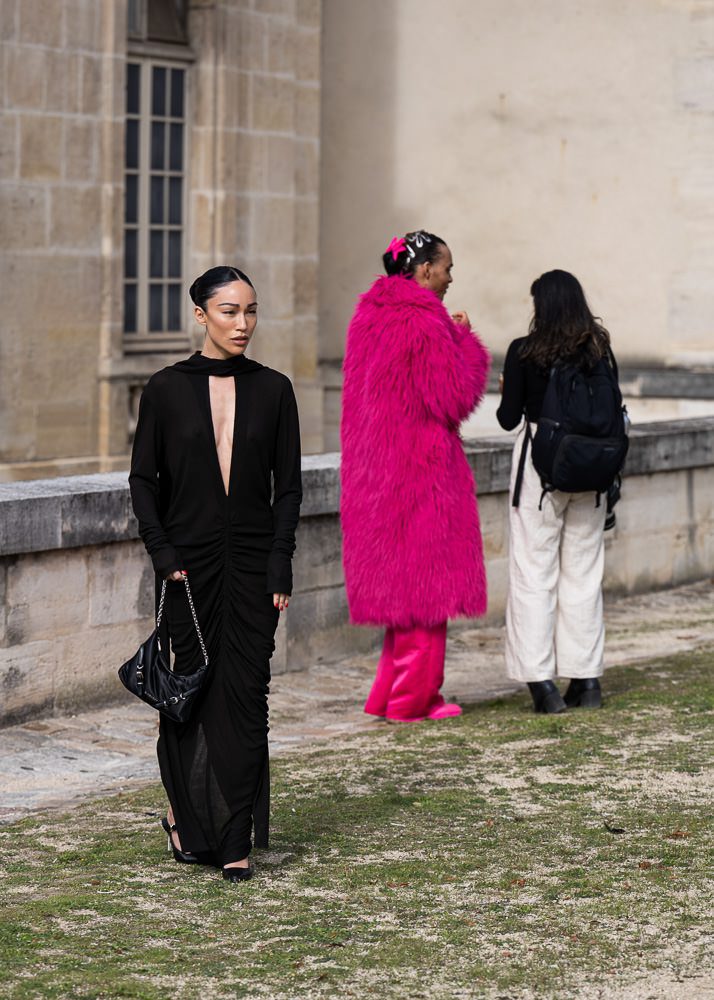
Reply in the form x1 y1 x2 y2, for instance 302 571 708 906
172 351 264 377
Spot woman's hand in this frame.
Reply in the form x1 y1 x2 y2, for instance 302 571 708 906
451 310 471 327
166 570 187 582
274 593 290 612
498 372 504 395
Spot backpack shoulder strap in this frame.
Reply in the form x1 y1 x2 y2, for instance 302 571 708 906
511 421 532 508
605 345 619 381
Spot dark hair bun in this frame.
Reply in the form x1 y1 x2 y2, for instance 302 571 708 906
189 265 254 310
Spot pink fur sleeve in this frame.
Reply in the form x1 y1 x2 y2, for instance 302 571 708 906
401 305 491 427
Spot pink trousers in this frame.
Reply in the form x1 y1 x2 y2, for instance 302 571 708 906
364 622 460 722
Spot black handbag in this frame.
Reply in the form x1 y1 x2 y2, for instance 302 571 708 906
118 576 209 723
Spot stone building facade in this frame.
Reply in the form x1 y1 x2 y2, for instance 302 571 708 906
0 0 322 481
3 0 714 473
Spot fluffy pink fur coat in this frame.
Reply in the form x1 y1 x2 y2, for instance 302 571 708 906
340 274 491 629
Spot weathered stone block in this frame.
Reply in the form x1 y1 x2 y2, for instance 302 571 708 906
44 49 80 112
64 119 100 183
266 134 295 195
292 316 318 379
19 0 63 47
295 136 318 197
0 1 17 41
232 9 267 73
0 183 47 248
52 621 150 716
79 55 102 116
293 514 342 589
20 114 63 181
0 639 55 726
88 542 150 627
7 45 46 110
295 24 319 82
266 17 294 75
286 584 379 669
296 0 320 29
293 256 317 314
295 81 318 138
224 132 267 193
255 0 296 18
478 493 508 561
0 563 7 647
6 550 88 643
252 74 294 133
34 400 95 459
0 114 17 179
50 185 101 248
220 69 253 131
64 0 102 52
294 195 318 256
250 194 295 255
61 483 136 549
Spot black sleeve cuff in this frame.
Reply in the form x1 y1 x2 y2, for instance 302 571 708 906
266 551 293 596
152 546 183 580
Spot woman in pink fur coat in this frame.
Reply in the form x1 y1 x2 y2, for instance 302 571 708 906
341 230 491 722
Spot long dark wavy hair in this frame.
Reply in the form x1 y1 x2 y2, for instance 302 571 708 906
519 269 611 369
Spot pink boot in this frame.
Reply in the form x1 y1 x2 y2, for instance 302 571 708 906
364 622 459 722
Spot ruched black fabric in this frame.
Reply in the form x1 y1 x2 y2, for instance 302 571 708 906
129 352 302 863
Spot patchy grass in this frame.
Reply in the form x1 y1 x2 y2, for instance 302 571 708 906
0 651 713 1000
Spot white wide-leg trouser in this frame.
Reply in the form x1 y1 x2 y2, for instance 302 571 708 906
505 423 607 683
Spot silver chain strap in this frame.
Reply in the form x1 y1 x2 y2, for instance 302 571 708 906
156 577 209 667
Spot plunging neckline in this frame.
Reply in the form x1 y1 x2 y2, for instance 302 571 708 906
208 375 237 499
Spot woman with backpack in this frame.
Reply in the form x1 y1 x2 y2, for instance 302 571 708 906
341 230 491 722
497 269 626 714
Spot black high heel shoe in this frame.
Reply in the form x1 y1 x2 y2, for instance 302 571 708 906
528 680 567 714
161 817 199 865
563 677 602 709
222 865 253 883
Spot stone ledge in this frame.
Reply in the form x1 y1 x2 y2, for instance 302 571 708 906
1 418 713 557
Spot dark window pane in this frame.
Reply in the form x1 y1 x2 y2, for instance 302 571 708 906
124 283 137 333
124 229 138 279
169 123 183 171
125 119 139 170
150 229 164 278
148 0 187 45
126 63 140 115
149 284 164 331
170 68 185 118
168 176 182 224
124 174 138 224
152 66 166 116
127 0 143 39
150 176 164 223
167 284 182 330
168 231 181 277
151 121 165 170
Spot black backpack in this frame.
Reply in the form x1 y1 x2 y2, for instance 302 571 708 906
513 350 629 509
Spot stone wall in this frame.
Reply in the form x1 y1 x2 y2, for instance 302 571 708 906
1 418 713 728
0 0 324 482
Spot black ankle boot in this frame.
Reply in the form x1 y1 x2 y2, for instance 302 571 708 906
528 680 567 714
563 677 602 709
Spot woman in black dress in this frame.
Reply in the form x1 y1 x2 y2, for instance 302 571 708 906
129 266 302 882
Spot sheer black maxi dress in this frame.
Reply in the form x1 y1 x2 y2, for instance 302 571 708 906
129 352 302 865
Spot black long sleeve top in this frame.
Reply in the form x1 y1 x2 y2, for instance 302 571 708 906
129 352 302 594
496 336 550 430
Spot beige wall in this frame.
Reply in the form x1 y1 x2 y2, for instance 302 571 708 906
320 0 714 425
